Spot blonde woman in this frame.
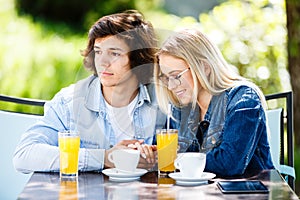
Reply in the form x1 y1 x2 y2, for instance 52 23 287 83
154 29 274 176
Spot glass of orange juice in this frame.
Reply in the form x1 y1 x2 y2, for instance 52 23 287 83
156 129 178 176
58 131 80 180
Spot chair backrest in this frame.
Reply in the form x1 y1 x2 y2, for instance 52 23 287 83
265 91 295 190
266 108 282 170
0 95 45 199
0 94 46 115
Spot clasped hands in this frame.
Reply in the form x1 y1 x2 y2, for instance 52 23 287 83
104 140 157 170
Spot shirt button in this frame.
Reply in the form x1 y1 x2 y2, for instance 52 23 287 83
211 137 216 144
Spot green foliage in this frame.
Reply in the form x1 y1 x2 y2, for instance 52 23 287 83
0 0 89 113
201 0 288 95
295 147 300 187
146 0 288 96
15 0 136 32
1 0 288 112
82 0 137 31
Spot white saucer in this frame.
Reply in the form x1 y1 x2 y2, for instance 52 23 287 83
108 176 140 182
176 180 208 186
168 172 216 182
102 168 148 181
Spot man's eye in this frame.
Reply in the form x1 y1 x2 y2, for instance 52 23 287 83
111 52 121 56
94 50 102 55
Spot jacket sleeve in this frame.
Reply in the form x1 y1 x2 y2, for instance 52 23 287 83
13 91 105 173
204 86 267 176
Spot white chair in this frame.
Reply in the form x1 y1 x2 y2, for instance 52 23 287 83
0 95 45 200
265 91 295 190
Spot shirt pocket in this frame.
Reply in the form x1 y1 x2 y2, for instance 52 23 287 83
80 139 101 149
201 125 223 152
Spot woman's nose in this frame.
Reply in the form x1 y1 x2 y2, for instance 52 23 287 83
168 79 178 90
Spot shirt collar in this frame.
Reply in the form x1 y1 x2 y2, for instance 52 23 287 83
85 77 151 112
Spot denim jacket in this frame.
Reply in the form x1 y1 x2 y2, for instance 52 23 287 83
13 75 166 173
171 83 274 176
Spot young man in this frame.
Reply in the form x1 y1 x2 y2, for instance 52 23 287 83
14 10 165 173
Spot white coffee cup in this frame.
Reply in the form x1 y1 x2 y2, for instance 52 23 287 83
174 153 206 178
108 149 140 172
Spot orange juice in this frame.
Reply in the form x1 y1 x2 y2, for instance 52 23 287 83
59 132 80 178
156 129 178 174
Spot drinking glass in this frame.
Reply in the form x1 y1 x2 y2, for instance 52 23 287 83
58 131 80 180
156 129 178 176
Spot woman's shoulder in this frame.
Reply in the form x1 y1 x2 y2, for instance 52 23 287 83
226 81 262 108
228 81 261 97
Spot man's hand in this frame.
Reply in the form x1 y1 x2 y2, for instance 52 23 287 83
104 139 140 168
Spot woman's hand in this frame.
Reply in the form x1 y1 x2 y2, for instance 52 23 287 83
104 139 157 170
128 141 157 170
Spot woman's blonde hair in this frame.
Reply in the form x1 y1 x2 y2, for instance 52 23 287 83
154 29 266 113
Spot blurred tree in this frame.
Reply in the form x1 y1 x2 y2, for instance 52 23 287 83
198 0 287 95
15 0 136 32
286 0 300 148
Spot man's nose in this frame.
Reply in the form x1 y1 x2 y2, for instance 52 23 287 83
96 52 110 67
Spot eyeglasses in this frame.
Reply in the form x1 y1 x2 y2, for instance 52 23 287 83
158 68 190 86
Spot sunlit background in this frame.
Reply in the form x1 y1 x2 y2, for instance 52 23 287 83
0 0 288 101
1 0 299 196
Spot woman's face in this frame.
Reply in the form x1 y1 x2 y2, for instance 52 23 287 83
94 36 133 87
158 54 194 105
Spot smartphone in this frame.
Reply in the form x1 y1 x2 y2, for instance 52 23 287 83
217 180 269 194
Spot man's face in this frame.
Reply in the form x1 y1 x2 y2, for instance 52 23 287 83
94 35 133 87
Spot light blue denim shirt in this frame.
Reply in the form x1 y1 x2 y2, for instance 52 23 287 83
13 75 166 173
170 83 274 176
